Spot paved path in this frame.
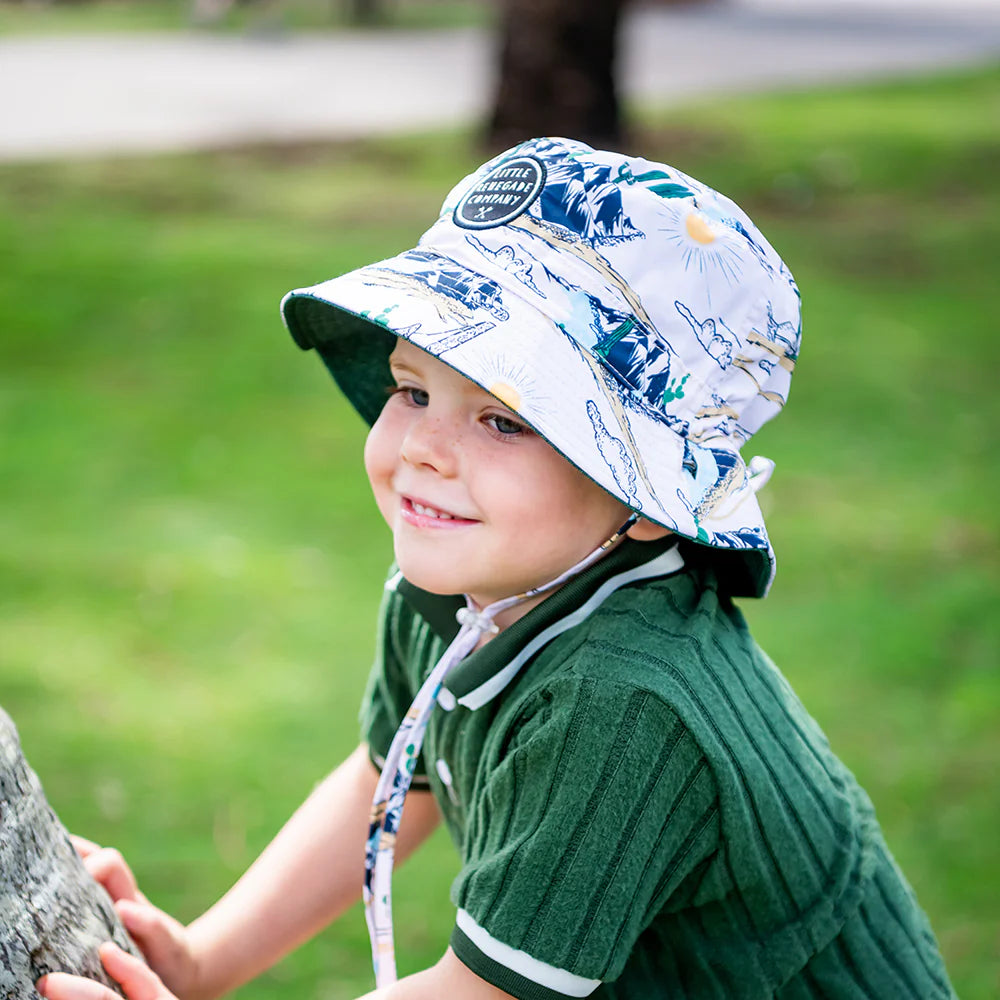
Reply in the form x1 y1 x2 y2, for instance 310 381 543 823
2 1 998 161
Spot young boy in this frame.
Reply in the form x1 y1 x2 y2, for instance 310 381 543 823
38 138 955 1000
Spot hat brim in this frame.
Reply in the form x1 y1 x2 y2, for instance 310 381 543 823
282 249 774 597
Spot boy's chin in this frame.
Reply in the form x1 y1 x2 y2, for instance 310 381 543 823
396 565 510 606
395 561 464 598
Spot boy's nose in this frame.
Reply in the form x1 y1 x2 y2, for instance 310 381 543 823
400 414 458 476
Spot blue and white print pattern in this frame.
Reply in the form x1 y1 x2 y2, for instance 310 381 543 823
370 250 510 322
465 235 545 296
675 300 737 370
586 400 639 506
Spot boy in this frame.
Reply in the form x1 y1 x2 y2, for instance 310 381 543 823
38 138 954 1000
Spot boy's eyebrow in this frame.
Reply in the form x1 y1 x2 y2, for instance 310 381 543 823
388 359 422 378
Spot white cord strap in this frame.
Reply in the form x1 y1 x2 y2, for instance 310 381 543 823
362 515 636 987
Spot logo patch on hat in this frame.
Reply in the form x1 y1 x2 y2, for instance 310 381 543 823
454 156 546 230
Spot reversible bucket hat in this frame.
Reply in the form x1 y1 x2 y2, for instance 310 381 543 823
281 137 802 597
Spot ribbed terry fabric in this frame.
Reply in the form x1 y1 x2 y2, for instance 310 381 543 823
359 541 955 999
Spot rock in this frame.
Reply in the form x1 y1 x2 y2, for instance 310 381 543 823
0 707 142 999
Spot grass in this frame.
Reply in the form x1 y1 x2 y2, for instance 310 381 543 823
0 0 492 36
1 66 998 998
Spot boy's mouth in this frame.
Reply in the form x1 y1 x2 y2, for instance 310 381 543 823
400 496 478 527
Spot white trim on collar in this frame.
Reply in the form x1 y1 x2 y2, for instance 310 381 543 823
448 545 684 711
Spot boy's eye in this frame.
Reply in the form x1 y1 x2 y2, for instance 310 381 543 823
391 386 429 407
485 413 527 436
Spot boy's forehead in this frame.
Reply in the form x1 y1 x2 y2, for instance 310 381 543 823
389 338 449 376
390 340 487 392
388 338 421 364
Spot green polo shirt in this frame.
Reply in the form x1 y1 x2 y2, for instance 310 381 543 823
361 540 954 999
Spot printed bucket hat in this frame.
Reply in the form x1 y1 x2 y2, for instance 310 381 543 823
281 137 802 597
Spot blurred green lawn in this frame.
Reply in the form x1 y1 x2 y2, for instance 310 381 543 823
1 66 998 999
0 0 491 35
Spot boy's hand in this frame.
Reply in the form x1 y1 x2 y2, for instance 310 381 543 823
37 943 177 1000
72 837 201 999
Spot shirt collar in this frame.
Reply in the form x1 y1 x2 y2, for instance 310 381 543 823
393 536 684 710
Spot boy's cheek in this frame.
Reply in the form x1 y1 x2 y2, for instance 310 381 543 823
363 420 396 498
364 458 401 533
364 464 397 529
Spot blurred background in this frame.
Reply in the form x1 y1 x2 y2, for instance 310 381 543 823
1 1 998 997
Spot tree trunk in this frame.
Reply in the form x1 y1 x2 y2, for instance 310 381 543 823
0 708 140 999
488 0 626 151
346 0 383 25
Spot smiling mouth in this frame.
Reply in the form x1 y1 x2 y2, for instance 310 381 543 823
401 496 478 526
412 500 456 519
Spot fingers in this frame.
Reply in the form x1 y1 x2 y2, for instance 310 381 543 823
36 973 119 1000
70 835 102 859
98 944 175 1000
71 839 147 904
36 945 176 1000
112 898 194 993
81 847 141 904
114 899 174 955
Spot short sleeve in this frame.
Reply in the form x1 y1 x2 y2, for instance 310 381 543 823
450 677 719 1000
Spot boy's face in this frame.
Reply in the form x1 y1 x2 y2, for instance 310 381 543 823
364 340 635 615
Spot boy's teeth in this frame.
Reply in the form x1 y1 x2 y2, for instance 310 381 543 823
412 501 453 519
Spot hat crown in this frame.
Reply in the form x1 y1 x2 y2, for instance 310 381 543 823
425 137 801 449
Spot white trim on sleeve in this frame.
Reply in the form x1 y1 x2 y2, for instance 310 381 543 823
456 909 602 998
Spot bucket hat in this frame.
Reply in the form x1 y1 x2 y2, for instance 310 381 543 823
281 137 801 597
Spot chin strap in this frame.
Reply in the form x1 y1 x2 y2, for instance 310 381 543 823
362 514 638 987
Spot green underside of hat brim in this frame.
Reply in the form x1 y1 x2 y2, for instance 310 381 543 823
283 293 398 428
